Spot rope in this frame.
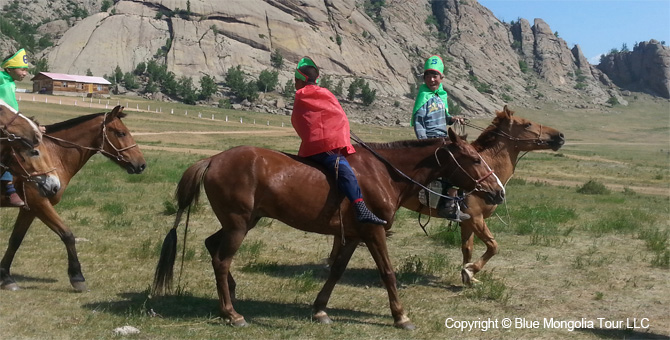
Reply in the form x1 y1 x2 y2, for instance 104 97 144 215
334 155 345 246
350 131 460 200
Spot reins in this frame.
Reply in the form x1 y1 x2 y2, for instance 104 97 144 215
43 112 138 162
350 131 494 199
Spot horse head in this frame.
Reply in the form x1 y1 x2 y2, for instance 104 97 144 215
1 141 61 198
101 106 146 174
0 102 42 148
495 105 564 151
441 128 505 204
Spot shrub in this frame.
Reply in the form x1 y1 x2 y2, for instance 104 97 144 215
177 76 197 104
270 49 283 69
518 60 528 73
577 180 610 195
218 98 232 109
332 80 344 96
257 69 278 92
134 62 146 75
347 78 364 101
283 79 294 99
101 0 112 12
607 96 619 106
199 74 217 100
144 79 158 94
361 82 376 106
114 65 123 83
123 72 139 90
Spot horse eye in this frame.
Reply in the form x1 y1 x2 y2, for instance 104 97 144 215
116 131 126 137
524 123 532 129
30 149 40 157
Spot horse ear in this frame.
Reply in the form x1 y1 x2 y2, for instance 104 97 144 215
504 105 515 117
448 127 461 144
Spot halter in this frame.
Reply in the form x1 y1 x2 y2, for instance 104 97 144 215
0 145 56 185
43 112 138 163
436 145 497 195
0 112 25 144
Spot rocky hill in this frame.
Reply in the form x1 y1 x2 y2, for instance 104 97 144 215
1 0 668 124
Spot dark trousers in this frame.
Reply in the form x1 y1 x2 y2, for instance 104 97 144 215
308 150 362 203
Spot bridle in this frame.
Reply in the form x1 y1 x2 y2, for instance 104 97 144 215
0 112 36 149
0 146 56 182
435 143 498 195
464 119 548 147
43 112 138 163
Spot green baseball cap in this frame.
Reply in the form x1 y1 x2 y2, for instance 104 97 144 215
424 55 444 76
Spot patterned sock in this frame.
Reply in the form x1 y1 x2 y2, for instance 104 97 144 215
353 201 387 225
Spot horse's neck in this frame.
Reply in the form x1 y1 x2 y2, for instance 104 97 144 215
372 144 443 198
479 139 520 183
47 121 102 176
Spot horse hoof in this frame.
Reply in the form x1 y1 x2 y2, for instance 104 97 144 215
1 282 20 291
461 268 474 286
313 311 333 324
230 318 248 327
71 281 89 292
395 321 416 330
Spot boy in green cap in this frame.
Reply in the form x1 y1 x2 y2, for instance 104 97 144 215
0 48 31 206
411 55 469 222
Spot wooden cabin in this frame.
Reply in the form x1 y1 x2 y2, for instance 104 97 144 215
31 72 112 98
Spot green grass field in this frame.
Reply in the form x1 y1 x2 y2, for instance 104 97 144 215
0 93 668 339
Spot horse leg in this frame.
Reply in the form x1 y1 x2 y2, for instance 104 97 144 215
459 219 477 286
206 217 248 327
360 227 415 330
205 229 237 302
0 210 36 290
326 235 343 266
312 236 358 324
33 204 88 292
462 218 498 286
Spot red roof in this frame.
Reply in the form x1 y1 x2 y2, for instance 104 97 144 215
31 72 111 85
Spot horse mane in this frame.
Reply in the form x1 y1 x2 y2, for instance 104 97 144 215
471 116 506 152
45 111 127 134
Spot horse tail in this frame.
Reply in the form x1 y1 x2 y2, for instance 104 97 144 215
152 158 212 296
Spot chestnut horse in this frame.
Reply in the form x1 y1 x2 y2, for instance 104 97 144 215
0 99 42 148
327 106 564 285
0 101 61 198
0 106 146 291
153 129 505 329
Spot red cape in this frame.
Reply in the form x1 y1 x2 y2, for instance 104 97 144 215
291 85 355 157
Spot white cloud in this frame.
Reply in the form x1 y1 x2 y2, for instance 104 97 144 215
588 54 604 65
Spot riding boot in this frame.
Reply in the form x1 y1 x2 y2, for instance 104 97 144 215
437 198 470 222
2 182 25 207
353 201 387 225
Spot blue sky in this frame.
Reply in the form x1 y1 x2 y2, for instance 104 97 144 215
477 0 670 64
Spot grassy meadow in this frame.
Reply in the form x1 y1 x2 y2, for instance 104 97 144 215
0 93 668 339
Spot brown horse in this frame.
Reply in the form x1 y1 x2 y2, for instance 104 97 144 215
0 100 42 148
152 128 505 329
328 106 564 285
1 102 61 198
1 141 61 199
0 106 146 291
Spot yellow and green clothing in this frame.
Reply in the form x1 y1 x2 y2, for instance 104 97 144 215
0 70 19 111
